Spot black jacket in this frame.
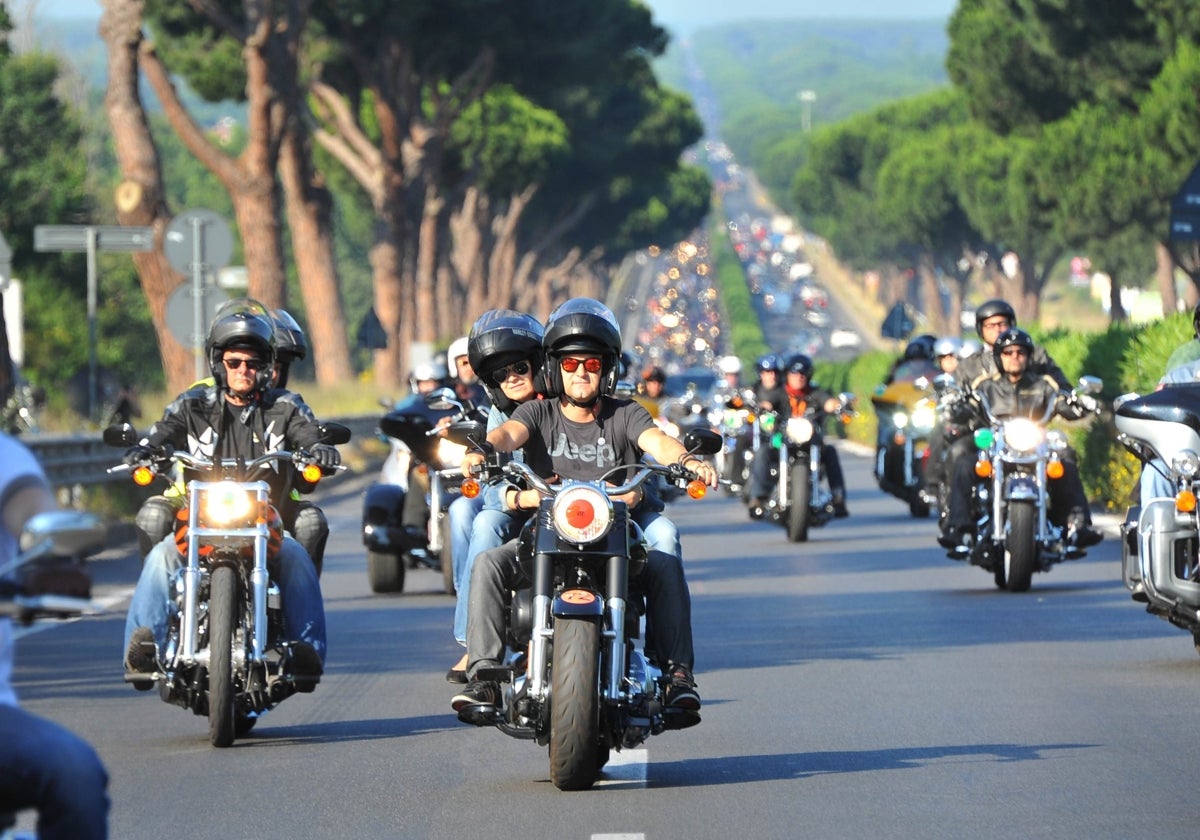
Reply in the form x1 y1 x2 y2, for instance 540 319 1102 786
970 371 1086 424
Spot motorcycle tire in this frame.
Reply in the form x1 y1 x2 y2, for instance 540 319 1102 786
367 550 405 593
438 515 455 596
208 565 237 748
549 617 601 791
786 462 811 543
1002 500 1037 593
908 494 931 519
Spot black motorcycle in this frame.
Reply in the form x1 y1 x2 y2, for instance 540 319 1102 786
450 422 721 791
361 388 483 594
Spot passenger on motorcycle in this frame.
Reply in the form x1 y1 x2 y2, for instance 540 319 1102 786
447 335 490 409
122 307 337 688
445 310 546 682
927 299 1071 519
747 353 848 518
934 336 962 375
451 298 717 721
0 432 109 840
939 328 1102 551
131 305 331 576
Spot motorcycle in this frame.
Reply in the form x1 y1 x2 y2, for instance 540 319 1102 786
756 394 855 542
871 377 936 518
1 509 107 839
449 423 721 791
710 388 757 494
951 376 1103 592
1114 385 1200 652
361 388 482 594
104 421 350 747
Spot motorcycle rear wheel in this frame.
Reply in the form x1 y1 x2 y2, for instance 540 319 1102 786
786 462 811 542
208 565 237 748
1003 501 1037 592
549 617 601 791
367 550 405 593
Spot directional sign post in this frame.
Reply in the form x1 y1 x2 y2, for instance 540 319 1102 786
164 210 233 381
34 225 155 423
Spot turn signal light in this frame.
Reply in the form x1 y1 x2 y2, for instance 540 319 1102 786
1046 461 1064 480
1177 490 1197 513
975 459 993 478
686 480 707 499
132 465 155 486
461 478 481 499
301 464 323 483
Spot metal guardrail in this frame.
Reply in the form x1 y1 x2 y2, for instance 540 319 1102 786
26 415 381 488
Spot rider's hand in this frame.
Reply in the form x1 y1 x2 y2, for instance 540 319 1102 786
682 456 718 488
122 444 154 466
463 450 485 471
312 444 340 469
20 557 92 599
1075 394 1099 414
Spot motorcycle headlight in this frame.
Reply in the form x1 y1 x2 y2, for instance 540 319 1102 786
786 417 814 444
552 484 613 545
436 438 468 468
891 411 909 429
200 481 256 527
1171 449 1200 480
910 405 936 432
1003 418 1044 453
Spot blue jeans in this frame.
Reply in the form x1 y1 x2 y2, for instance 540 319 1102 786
0 703 109 839
454 504 525 645
124 533 327 664
1140 459 1174 505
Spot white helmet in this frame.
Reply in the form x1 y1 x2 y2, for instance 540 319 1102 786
412 359 445 382
718 355 742 375
933 336 962 358
447 336 470 364
958 338 983 359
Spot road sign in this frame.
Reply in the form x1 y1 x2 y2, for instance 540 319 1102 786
33 224 155 423
163 209 233 275
165 283 229 349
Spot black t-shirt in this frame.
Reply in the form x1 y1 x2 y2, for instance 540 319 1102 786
509 396 655 483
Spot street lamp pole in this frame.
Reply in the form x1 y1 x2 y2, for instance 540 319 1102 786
799 89 817 133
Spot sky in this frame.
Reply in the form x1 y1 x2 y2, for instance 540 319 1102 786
27 0 958 27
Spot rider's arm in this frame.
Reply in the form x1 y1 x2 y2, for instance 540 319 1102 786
637 426 717 487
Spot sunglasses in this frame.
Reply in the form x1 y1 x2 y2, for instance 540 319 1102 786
999 348 1028 358
982 319 1012 331
489 360 531 385
223 357 266 371
560 357 603 375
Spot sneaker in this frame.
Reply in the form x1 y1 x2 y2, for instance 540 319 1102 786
663 664 701 712
288 641 323 693
451 680 500 714
124 626 158 691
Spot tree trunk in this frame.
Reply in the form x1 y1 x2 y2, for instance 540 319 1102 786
1156 240 1179 316
1109 272 1127 323
100 0 192 395
278 125 353 384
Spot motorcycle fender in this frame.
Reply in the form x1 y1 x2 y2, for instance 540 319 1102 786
552 588 604 618
361 483 420 551
1004 475 1039 502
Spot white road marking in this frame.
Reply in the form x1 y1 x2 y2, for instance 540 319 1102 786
593 747 648 789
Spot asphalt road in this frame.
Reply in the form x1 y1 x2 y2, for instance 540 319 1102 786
9 451 1197 840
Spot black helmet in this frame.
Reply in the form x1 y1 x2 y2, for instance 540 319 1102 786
207 300 276 392
543 298 622 398
271 309 308 363
642 366 666 384
991 327 1035 366
784 353 813 377
903 334 937 361
974 299 1017 338
467 309 545 411
756 353 783 374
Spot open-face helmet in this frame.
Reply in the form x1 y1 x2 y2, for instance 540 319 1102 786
467 309 545 412
207 300 276 393
542 298 622 399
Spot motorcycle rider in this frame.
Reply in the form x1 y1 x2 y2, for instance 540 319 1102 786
0 432 109 839
747 353 848 519
445 310 547 682
715 354 743 395
451 298 717 723
939 328 1102 551
447 336 489 409
122 307 338 689
934 336 962 375
883 334 939 385
130 305 331 576
928 299 1071 524
1139 302 1200 503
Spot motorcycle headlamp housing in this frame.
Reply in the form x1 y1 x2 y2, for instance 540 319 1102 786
785 416 814 444
910 404 936 433
891 411 909 429
436 438 468 469
1046 430 1068 453
1003 418 1044 453
552 484 613 545
201 480 256 527
1171 449 1200 480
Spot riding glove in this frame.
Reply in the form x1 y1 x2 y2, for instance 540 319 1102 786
122 444 155 466
312 444 340 469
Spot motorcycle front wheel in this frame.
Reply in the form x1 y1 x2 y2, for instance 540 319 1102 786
1003 500 1037 592
208 565 237 747
549 617 601 791
367 549 406 593
786 461 811 542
